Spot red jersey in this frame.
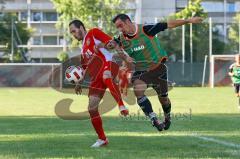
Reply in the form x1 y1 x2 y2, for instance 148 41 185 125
79 28 116 80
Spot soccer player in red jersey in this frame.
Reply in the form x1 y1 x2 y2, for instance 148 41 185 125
69 19 129 147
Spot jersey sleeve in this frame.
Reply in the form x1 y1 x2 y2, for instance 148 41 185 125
143 22 168 37
90 28 112 44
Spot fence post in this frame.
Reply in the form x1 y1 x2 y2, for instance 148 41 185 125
209 17 212 60
202 55 208 87
182 25 185 76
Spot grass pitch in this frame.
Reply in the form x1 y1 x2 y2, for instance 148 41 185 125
0 87 239 159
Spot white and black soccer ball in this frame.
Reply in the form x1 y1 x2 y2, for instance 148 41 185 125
65 65 84 84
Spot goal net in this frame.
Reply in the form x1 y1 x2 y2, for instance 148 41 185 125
209 55 236 88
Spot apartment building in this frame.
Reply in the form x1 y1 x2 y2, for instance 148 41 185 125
0 0 79 62
1 0 239 61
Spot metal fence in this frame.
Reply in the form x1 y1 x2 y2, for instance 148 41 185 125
0 62 211 87
167 62 210 86
0 63 62 87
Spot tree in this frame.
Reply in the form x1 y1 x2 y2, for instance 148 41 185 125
229 14 240 53
159 0 231 62
0 13 31 62
174 0 207 19
51 0 125 49
57 51 69 62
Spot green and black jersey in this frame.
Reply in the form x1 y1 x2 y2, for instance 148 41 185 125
229 63 240 84
114 23 168 71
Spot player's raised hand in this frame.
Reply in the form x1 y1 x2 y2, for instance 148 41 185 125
189 17 204 24
75 69 86 95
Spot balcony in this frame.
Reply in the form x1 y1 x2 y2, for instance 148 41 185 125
30 3 55 10
18 45 65 48
2 3 27 11
2 1 55 11
21 21 57 24
0 45 7 48
176 0 188 9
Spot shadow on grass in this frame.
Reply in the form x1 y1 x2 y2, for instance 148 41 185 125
0 114 240 135
0 114 239 135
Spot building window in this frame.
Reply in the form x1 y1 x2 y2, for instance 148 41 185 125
213 24 224 35
43 36 57 45
42 12 57 21
227 2 235 13
33 36 41 45
32 12 41 21
20 11 28 21
201 2 224 12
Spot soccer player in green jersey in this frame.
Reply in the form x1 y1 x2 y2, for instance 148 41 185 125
229 54 240 98
106 14 203 131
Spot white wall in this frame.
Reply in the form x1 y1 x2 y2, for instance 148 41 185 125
135 0 176 24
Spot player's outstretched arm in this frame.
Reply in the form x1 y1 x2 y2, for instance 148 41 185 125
229 72 234 77
167 17 204 29
113 44 134 63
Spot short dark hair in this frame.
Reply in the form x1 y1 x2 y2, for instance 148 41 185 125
112 14 132 23
69 19 86 31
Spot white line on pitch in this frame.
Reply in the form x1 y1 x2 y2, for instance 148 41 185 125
192 134 240 149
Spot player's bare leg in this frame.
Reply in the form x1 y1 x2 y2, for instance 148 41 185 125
119 82 125 98
134 79 164 131
88 96 108 148
103 70 129 116
123 86 128 97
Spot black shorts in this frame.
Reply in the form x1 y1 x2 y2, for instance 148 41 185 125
234 83 240 93
131 63 168 97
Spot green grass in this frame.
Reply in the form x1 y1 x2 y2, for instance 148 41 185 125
0 87 240 159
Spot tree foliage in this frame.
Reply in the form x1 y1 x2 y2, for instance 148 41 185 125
159 0 231 62
229 14 240 53
0 13 31 62
57 51 69 62
52 0 125 38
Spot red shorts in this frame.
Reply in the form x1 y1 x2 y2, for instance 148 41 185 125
88 61 119 98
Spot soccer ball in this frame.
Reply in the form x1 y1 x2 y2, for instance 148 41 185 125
65 65 84 84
